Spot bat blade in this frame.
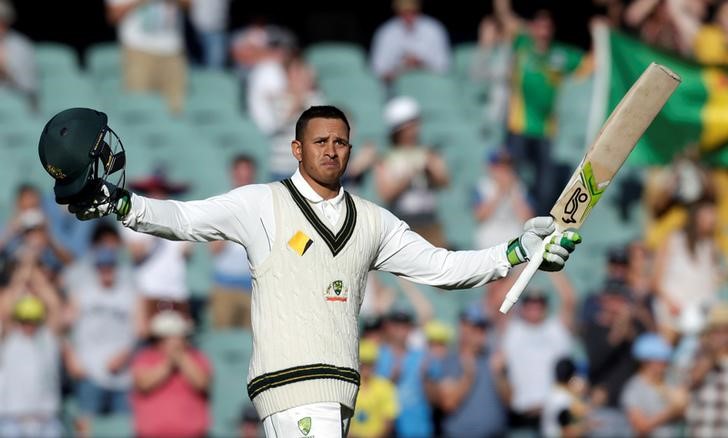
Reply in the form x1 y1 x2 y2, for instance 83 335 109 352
551 62 681 231
499 62 681 314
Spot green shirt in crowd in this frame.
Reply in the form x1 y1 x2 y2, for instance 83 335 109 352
508 33 586 138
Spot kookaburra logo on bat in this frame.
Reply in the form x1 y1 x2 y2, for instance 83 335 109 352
562 187 589 224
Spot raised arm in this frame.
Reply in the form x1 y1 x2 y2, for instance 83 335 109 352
116 184 269 247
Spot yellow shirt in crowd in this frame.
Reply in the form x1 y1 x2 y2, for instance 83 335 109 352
694 25 728 65
349 377 399 438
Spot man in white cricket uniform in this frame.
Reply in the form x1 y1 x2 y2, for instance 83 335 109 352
51 105 581 437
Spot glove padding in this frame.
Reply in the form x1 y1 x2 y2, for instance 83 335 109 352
507 216 582 272
67 182 131 221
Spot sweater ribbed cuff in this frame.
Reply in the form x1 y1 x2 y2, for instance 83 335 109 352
252 379 359 420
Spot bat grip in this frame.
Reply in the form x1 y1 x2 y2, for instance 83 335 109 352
499 231 557 314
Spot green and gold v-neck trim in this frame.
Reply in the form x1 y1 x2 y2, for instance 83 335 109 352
281 178 357 257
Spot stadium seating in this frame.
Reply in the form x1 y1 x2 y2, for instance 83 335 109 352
304 42 368 78
35 42 80 77
86 42 122 80
0 90 32 125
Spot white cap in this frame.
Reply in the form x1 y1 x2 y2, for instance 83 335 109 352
19 209 45 231
384 96 420 132
150 310 191 337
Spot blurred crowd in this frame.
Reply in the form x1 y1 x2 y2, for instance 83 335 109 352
1 0 728 437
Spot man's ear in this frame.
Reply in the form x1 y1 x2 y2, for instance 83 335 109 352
291 140 303 162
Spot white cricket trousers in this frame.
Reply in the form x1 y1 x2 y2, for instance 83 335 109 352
262 402 352 437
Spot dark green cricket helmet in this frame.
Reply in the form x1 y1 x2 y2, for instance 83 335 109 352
38 108 126 204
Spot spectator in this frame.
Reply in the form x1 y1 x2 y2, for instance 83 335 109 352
686 303 728 437
0 259 63 437
621 333 688 437
350 339 399 438
502 284 574 433
672 0 728 64
471 15 512 132
652 197 721 340
0 0 37 108
579 278 643 436
63 222 140 437
230 22 282 85
375 96 449 247
105 0 189 113
435 305 508 438
541 357 590 438
209 155 256 329
238 405 261 438
190 0 230 68
131 310 212 438
370 0 450 82
246 33 323 179
422 320 454 436
0 185 73 271
121 171 192 337
495 0 589 215
473 149 532 250
375 308 432 437
625 0 709 56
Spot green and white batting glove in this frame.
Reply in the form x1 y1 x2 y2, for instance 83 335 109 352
506 216 582 272
68 182 131 221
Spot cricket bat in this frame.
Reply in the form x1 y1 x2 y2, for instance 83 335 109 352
499 62 681 314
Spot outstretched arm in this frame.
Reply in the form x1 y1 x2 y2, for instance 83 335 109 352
74 184 269 249
373 207 511 289
373 209 581 290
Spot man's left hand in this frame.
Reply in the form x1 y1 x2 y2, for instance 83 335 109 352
506 216 582 271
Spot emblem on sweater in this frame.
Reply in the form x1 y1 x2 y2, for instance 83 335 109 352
325 280 348 302
298 416 311 435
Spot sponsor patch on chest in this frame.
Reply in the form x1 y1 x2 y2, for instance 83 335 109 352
288 230 313 256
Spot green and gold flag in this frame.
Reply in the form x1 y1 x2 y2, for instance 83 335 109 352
592 27 728 166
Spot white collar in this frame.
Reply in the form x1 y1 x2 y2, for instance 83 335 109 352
290 169 346 206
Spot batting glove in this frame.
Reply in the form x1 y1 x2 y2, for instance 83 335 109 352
506 216 582 271
68 182 131 221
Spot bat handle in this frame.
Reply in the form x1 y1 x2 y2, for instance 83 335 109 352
499 231 557 314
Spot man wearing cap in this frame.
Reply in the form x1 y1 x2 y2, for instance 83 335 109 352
131 310 212 437
686 304 728 437
349 340 398 438
375 96 449 247
620 333 687 437
0 259 63 437
370 0 451 81
45 105 581 437
434 305 508 437
502 285 574 432
63 221 139 437
375 308 431 437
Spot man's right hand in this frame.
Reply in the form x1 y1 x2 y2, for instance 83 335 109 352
68 182 131 221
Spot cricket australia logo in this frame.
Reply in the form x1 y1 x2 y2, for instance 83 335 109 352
298 417 312 436
324 280 349 302
46 164 66 179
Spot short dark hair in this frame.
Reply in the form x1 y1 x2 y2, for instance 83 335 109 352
295 106 351 141
230 153 256 168
91 220 120 245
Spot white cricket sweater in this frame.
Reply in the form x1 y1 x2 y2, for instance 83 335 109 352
121 171 514 419
246 180 381 417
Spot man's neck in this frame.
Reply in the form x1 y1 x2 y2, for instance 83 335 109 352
299 171 341 200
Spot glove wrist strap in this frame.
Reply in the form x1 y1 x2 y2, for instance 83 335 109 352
114 189 131 220
506 238 528 266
